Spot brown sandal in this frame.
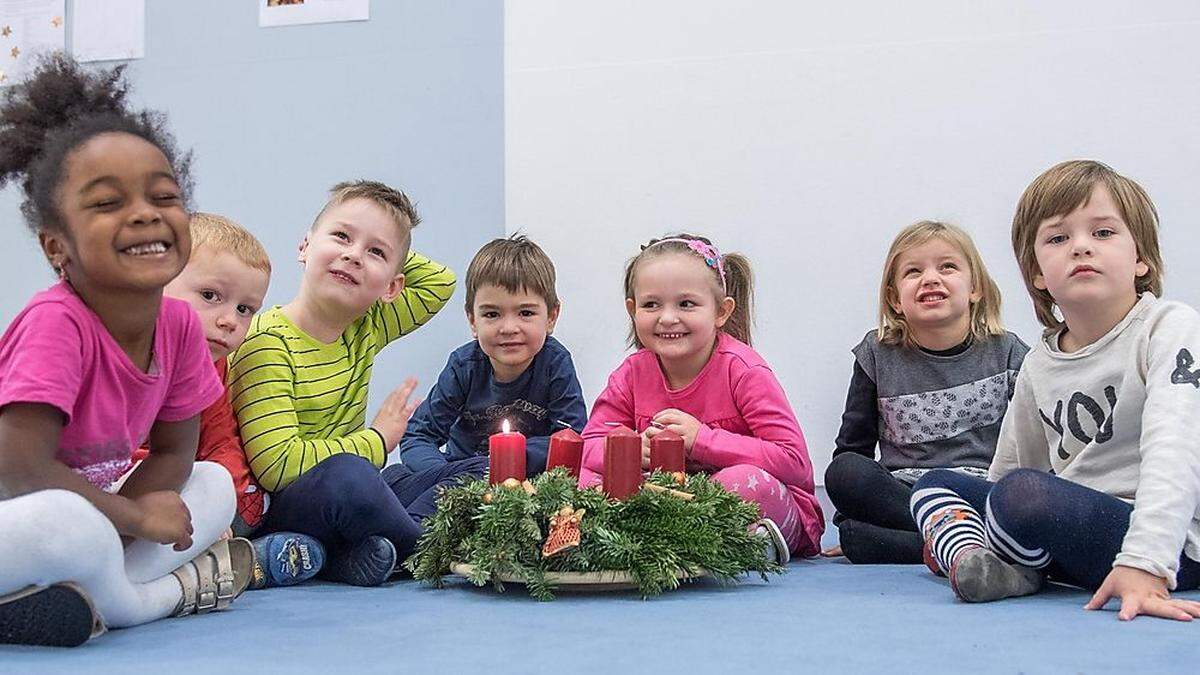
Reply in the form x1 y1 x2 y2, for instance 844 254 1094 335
171 537 254 616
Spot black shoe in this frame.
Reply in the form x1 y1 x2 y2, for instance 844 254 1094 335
321 536 397 587
0 583 105 647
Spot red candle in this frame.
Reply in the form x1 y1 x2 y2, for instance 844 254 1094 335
488 419 526 485
603 425 642 499
649 429 686 473
545 428 584 477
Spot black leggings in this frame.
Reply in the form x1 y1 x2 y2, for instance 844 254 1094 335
824 453 923 564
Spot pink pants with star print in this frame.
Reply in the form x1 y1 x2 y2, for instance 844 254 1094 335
712 464 806 554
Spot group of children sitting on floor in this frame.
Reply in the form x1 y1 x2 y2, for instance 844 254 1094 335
1 54 1199 648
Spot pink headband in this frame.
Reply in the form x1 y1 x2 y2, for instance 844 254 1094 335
645 237 726 293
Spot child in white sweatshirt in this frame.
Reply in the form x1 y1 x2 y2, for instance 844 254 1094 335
910 160 1200 622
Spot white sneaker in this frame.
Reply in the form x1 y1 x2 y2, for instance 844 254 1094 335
754 518 790 565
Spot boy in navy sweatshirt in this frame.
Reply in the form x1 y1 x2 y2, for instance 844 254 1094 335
386 235 587 518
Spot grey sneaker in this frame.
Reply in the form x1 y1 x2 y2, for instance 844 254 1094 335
754 518 790 565
949 547 1042 602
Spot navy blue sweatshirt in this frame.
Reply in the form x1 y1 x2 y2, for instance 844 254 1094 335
399 336 588 473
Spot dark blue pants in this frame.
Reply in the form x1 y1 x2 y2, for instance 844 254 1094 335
913 468 1200 590
824 452 923 564
382 456 489 522
261 454 424 561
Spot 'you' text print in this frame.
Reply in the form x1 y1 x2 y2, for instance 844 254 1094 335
1038 386 1118 460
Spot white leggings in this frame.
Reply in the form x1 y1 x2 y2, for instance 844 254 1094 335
0 461 234 628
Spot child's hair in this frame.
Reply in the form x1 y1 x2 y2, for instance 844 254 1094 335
878 220 1004 348
623 233 754 348
190 212 272 275
1011 160 1163 330
311 180 420 257
0 53 192 237
464 234 559 313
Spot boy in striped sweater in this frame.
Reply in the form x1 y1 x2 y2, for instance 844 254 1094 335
228 181 456 586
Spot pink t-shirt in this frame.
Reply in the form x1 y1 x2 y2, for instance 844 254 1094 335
0 282 223 489
581 332 825 549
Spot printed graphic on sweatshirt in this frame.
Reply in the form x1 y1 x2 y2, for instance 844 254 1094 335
878 371 1017 445
1038 386 1118 460
460 399 550 454
1171 348 1200 388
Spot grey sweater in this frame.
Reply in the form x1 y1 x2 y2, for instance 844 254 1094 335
843 330 1029 471
991 294 1200 588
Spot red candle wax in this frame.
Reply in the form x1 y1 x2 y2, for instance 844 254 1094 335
649 428 686 473
488 420 526 485
603 425 642 499
545 428 584 477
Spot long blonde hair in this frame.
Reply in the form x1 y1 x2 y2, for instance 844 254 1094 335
623 233 754 348
878 220 1004 347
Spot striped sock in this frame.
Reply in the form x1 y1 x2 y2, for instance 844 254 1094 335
911 487 987 575
984 495 1051 569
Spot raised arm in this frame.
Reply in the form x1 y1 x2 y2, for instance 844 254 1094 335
374 251 458 347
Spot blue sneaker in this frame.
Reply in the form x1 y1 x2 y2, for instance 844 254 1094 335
250 533 326 590
321 536 397 587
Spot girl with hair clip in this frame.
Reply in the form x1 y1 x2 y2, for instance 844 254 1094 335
579 234 824 563
0 54 252 647
822 221 1028 564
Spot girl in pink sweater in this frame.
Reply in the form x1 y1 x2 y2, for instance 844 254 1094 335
580 234 824 559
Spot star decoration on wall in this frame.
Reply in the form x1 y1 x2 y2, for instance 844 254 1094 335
51 16 63 28
10 46 19 59
1 25 12 38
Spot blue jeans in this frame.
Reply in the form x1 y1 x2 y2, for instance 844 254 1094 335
382 456 489 522
261 454 423 561
912 468 1200 590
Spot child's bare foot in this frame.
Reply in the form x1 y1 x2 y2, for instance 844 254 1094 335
821 545 843 558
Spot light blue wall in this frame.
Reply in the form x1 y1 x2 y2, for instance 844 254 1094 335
0 2 504 413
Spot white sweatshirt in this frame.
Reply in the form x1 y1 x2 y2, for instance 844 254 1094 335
990 294 1200 588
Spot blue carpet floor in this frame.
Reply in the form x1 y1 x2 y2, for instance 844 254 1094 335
4 493 1200 673
5 559 1200 672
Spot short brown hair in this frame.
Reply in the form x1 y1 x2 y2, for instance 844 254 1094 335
465 234 559 313
878 220 1004 347
623 233 754 348
313 180 419 262
190 212 271 275
1011 160 1163 330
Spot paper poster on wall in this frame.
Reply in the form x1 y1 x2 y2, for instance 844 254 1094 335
258 0 368 28
72 0 144 63
0 0 65 86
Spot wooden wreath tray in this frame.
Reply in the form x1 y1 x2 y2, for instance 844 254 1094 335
449 562 708 592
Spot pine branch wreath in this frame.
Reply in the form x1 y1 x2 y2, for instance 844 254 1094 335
405 468 782 600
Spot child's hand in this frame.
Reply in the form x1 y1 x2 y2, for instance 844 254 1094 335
133 490 194 551
1085 565 1200 621
371 377 421 452
640 430 652 470
651 409 703 450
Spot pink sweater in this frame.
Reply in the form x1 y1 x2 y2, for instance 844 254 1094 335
581 333 824 553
